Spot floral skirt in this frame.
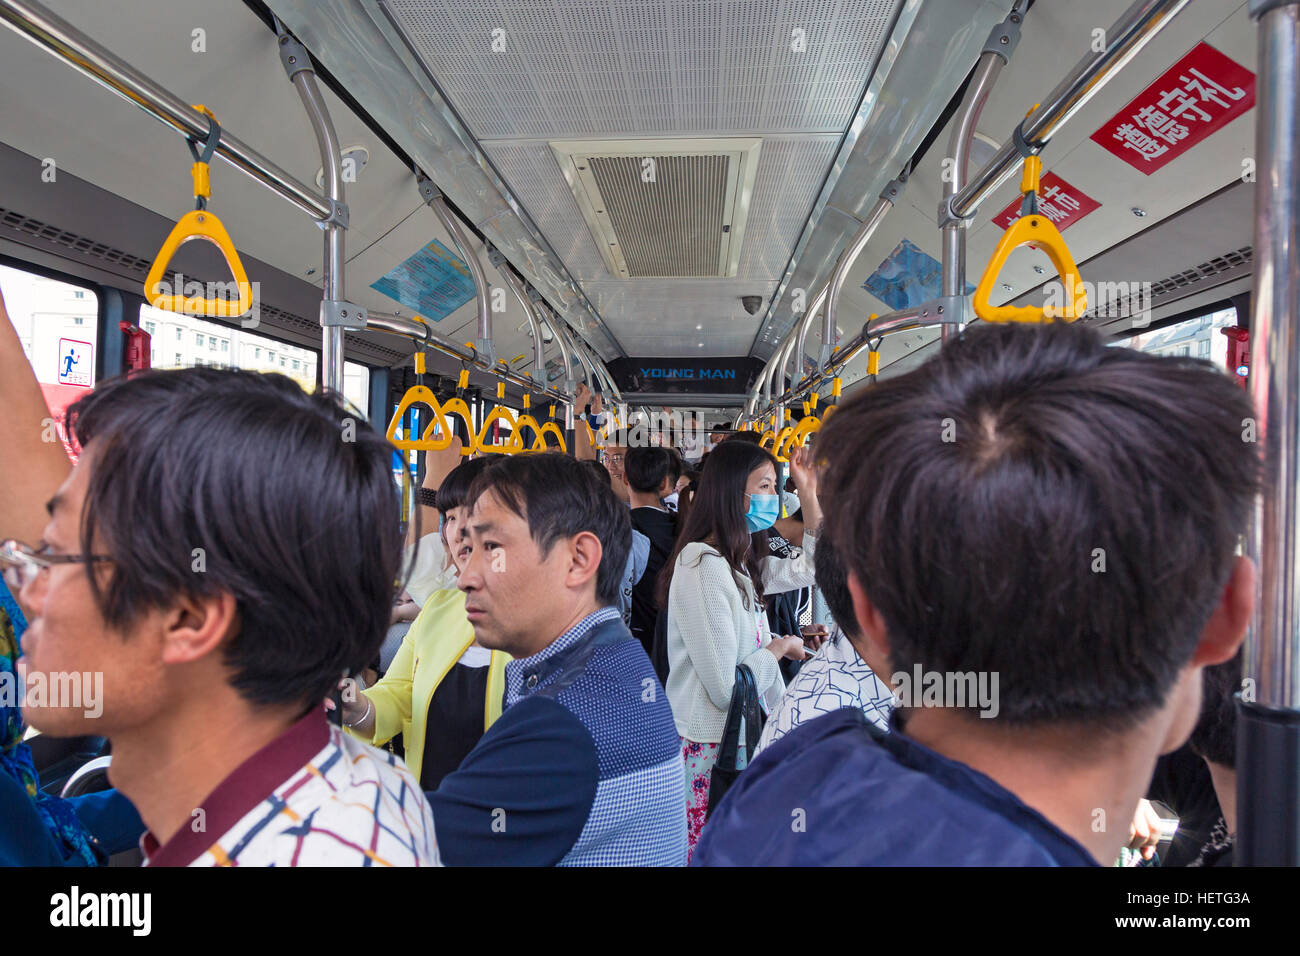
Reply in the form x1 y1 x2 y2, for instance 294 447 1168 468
681 736 751 862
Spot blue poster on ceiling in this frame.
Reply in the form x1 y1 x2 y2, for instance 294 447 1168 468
864 238 973 312
371 239 476 321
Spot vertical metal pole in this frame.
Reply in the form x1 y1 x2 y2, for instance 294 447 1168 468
941 55 1003 342
279 23 348 393
1240 0 1300 867
940 5 1020 341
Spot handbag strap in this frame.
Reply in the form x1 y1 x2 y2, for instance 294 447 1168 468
741 665 764 757
716 664 761 771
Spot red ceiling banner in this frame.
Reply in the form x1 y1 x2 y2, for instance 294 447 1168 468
1090 42 1255 175
991 172 1101 231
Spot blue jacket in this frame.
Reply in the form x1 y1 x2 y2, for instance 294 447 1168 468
430 607 687 865
694 707 1099 866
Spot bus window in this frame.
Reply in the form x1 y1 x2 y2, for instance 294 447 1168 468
136 303 370 417
0 263 99 446
1123 305 1238 366
141 303 319 390
343 361 369 418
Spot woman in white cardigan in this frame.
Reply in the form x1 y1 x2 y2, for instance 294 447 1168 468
660 439 821 856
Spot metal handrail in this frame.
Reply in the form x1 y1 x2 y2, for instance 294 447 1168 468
949 0 1192 220
0 0 330 220
363 311 570 404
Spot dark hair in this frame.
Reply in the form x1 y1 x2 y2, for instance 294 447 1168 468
583 459 612 488
724 430 763 445
65 367 403 710
814 530 859 639
625 447 676 494
466 452 631 606
659 440 778 609
436 456 494 515
818 322 1258 727
1189 651 1242 769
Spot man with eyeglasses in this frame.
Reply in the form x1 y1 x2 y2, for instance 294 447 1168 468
0 300 439 865
604 447 630 505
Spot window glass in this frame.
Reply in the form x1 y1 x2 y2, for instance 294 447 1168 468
137 307 371 413
0 263 99 443
1122 305 1238 370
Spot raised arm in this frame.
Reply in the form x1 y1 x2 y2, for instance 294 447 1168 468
572 383 596 461
0 287 72 543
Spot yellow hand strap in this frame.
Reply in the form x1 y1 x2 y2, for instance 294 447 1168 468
477 383 522 454
973 144 1086 323
535 422 567 452
144 105 251 318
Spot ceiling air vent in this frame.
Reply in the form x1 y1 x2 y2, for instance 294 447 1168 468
551 138 761 279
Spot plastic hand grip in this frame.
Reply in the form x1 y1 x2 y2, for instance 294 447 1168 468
144 210 252 317
536 422 567 452
429 396 476 455
973 214 1087 324
387 387 452 451
515 412 544 449
760 430 777 451
789 416 822 451
773 425 796 462
477 405 523 455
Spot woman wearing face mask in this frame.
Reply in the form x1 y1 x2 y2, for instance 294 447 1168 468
658 441 822 857
338 456 511 791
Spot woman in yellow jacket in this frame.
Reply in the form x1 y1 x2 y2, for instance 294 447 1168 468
340 456 510 790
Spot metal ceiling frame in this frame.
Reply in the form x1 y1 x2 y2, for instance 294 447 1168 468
747 0 1011 357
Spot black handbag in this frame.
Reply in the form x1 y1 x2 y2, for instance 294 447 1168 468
706 664 765 819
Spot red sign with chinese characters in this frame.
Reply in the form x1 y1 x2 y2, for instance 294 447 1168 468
1090 42 1255 175
991 172 1101 231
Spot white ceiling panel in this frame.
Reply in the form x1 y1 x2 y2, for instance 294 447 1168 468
386 0 903 356
390 0 898 138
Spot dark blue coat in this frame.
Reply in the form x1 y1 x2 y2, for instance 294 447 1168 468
693 707 1099 866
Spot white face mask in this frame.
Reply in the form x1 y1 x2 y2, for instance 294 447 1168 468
662 492 679 511
781 491 801 515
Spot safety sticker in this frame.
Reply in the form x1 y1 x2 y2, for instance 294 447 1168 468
371 239 475 321
57 338 93 387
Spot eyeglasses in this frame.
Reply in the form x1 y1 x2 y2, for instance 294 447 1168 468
0 539 113 592
607 455 625 465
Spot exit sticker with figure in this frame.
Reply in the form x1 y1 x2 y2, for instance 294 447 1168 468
58 338 93 386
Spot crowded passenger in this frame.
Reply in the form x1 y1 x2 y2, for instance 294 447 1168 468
695 322 1256 866
428 452 686 865
623 446 679 655
0 290 145 866
1185 652 1242 866
659 440 821 858
4 364 439 865
754 529 895 755
582 459 650 628
337 456 511 792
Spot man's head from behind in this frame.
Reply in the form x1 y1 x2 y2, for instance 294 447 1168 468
18 367 402 737
813 529 863 645
625 446 677 498
458 452 631 657
818 322 1257 748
